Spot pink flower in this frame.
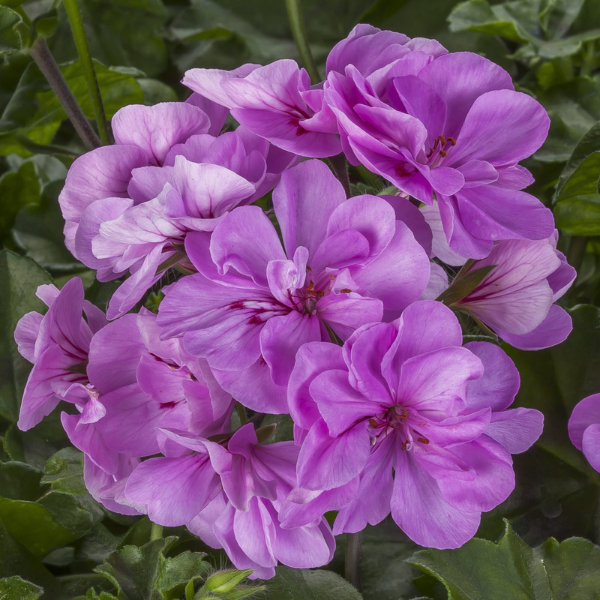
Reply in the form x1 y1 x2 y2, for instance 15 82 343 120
569 394 600 473
157 160 430 413
285 301 543 549
183 62 341 158
324 36 554 258
454 235 575 349
123 425 335 579
14 277 106 431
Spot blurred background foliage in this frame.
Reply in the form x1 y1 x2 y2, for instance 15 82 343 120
2 0 600 598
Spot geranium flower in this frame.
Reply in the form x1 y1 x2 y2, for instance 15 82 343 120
157 160 430 412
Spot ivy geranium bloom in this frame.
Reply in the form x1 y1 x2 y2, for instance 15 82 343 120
59 101 217 258
61 104 297 320
183 62 341 158
454 236 576 350
123 425 335 579
325 45 554 258
286 301 543 549
182 26 445 159
157 160 430 413
569 394 600 473
75 309 233 469
14 277 106 431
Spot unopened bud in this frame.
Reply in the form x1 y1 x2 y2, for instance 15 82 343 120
203 569 253 593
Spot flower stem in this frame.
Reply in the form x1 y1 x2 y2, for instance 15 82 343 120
345 531 362 591
285 0 321 83
63 0 109 145
329 153 351 197
29 38 101 151
150 522 163 541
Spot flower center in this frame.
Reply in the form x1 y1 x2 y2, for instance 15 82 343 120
425 135 456 167
289 269 339 315
367 405 430 452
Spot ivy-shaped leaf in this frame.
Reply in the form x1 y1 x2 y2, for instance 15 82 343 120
408 521 600 599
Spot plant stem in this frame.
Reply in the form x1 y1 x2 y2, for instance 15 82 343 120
63 0 109 145
329 153 351 197
150 522 163 541
581 41 596 77
345 531 362 591
29 38 101 151
567 236 588 274
285 0 321 83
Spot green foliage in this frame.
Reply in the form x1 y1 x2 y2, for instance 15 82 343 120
0 575 43 600
263 566 363 599
0 250 51 422
0 6 24 55
408 521 600 600
1 0 600 599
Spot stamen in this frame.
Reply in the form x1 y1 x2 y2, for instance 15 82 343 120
417 436 429 445
340 288 352 293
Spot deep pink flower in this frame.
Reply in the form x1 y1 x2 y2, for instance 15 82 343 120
157 160 430 412
324 41 554 258
569 394 600 473
454 235 575 349
14 277 106 431
284 301 543 549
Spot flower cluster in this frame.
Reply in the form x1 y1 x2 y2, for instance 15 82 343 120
16 24 579 576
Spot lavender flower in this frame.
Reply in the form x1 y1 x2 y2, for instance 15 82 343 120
324 35 554 258
285 301 543 549
123 425 335 579
569 394 600 473
14 277 106 430
157 160 430 412
453 236 576 349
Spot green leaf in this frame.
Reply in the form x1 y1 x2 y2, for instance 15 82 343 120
555 121 600 200
0 5 23 55
158 551 209 600
0 250 51 422
13 180 83 272
0 576 43 600
3 411 72 470
536 77 600 163
49 0 168 77
138 78 178 105
0 520 62 599
539 0 586 40
554 151 600 234
407 521 600 599
504 304 600 478
171 0 297 72
94 537 179 600
0 161 41 244
0 491 94 557
34 59 143 123
0 461 43 501
356 0 410 27
41 447 86 495
263 566 363 600
0 58 143 156
448 0 533 43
